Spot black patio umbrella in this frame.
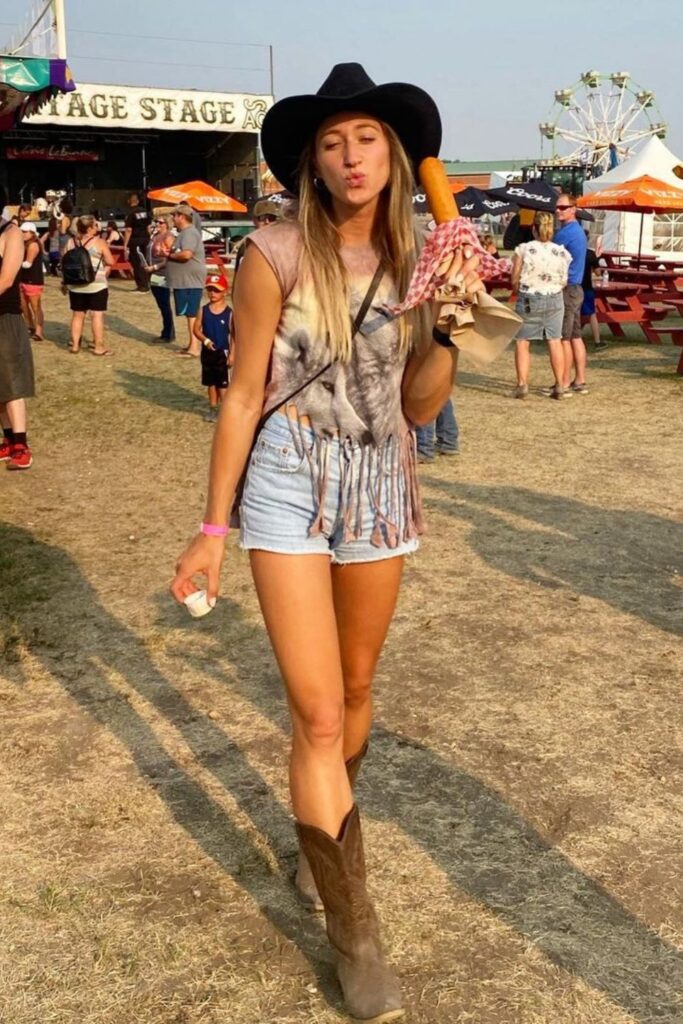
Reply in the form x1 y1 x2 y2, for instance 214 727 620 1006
487 178 559 211
455 186 517 219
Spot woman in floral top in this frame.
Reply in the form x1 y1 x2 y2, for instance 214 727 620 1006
511 211 571 399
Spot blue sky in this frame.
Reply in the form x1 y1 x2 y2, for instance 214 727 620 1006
2 0 682 162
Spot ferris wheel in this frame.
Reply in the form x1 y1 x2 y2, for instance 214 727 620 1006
539 71 668 176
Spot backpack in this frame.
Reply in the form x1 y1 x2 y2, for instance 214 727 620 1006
62 239 100 286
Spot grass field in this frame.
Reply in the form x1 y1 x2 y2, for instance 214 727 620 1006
1 277 682 1023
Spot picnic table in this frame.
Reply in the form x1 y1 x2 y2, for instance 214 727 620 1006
594 280 683 373
107 244 133 280
601 251 683 274
603 266 683 291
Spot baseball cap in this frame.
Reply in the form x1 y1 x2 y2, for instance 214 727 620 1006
253 197 283 220
206 272 228 292
172 203 195 219
20 221 38 234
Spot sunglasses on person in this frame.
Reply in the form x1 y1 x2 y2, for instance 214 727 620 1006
555 204 574 211
255 214 277 224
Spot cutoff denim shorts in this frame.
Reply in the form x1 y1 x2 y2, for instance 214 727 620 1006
240 414 419 564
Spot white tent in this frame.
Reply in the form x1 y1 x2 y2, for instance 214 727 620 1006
583 136 683 258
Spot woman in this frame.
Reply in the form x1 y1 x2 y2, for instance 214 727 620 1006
19 222 45 340
43 216 62 276
63 215 115 355
104 219 122 245
171 63 484 1023
57 198 74 254
511 211 571 400
145 213 175 341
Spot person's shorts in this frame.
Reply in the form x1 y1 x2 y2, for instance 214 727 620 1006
68 287 108 312
173 287 202 317
20 283 44 298
240 413 420 564
200 346 229 388
561 284 584 340
581 289 596 317
514 292 564 341
0 313 34 402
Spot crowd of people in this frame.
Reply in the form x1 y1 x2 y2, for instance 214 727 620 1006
0 178 607 476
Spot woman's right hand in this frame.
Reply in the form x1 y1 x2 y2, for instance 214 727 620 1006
170 532 226 605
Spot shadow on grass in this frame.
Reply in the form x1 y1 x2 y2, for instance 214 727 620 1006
4 523 683 1021
116 370 203 416
422 481 683 638
0 524 339 1009
106 313 159 344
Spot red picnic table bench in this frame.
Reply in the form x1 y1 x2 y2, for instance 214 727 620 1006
107 244 133 280
595 282 683 374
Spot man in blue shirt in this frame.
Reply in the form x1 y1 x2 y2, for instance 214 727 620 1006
552 194 589 395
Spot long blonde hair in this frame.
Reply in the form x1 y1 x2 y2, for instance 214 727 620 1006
297 121 426 361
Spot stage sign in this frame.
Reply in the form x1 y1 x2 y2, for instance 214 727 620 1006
6 143 100 161
24 82 272 134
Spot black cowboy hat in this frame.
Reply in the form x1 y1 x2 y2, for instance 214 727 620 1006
261 63 442 194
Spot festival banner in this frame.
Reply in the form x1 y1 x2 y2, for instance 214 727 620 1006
24 82 272 134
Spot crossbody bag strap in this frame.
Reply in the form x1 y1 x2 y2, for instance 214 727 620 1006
232 259 385 512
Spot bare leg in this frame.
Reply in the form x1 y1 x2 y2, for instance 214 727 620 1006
70 311 85 351
20 291 34 333
5 398 27 433
29 294 44 339
514 340 531 387
561 339 573 388
589 314 601 346
546 339 564 388
571 335 588 385
186 316 201 356
331 557 404 760
91 311 108 354
207 385 218 408
249 551 352 834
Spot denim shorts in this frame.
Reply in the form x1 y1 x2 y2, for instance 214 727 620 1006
515 291 564 341
240 414 420 564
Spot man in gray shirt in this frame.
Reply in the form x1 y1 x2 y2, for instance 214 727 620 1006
164 204 206 356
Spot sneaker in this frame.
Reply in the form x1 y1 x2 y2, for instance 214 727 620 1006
594 340 608 350
548 385 564 400
417 453 434 464
569 381 590 394
513 384 529 400
7 443 32 470
204 408 219 423
0 438 11 461
436 447 460 456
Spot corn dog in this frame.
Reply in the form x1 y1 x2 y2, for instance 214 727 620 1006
418 156 459 223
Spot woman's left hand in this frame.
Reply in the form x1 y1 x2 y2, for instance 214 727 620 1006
434 245 485 309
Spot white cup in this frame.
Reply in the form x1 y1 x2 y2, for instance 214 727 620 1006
184 589 215 618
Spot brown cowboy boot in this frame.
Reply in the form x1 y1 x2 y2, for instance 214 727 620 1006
295 741 368 910
297 804 404 1023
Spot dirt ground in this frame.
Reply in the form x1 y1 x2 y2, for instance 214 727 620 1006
1 276 682 1024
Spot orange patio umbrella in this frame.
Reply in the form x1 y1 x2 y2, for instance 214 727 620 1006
577 175 683 264
147 180 247 213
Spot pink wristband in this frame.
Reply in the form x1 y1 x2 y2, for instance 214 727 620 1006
200 521 228 537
